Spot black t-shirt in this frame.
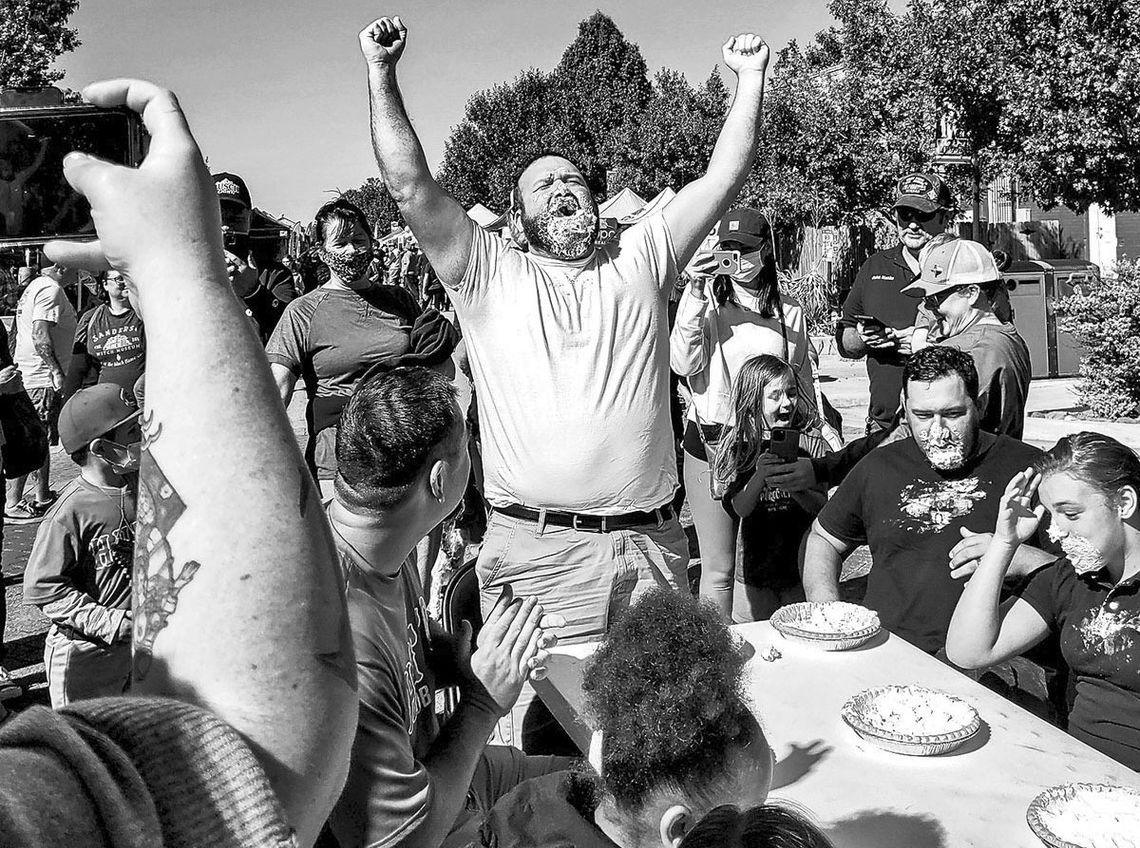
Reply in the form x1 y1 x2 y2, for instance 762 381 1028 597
838 245 921 427
817 433 1044 652
242 285 287 345
74 304 145 394
258 262 297 306
1019 557 1140 770
479 771 616 848
725 434 828 590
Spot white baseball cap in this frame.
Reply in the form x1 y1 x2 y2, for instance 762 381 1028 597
902 238 1001 297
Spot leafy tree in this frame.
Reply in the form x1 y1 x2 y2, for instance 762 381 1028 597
339 178 402 234
0 0 80 89
552 11 653 192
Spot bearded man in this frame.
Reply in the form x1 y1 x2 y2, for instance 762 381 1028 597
803 346 1052 654
359 14 771 748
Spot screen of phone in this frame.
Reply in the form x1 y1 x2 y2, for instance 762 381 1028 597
0 108 143 246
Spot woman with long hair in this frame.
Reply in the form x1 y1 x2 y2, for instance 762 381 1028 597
947 432 1140 770
671 207 821 622
711 355 828 622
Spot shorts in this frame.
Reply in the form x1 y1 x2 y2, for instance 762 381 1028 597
27 386 61 446
681 418 725 462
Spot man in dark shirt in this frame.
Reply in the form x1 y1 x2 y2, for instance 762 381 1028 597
838 173 956 433
804 347 1051 653
213 172 290 344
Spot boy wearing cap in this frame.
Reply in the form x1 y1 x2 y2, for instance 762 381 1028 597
903 238 1031 438
23 384 141 707
838 173 955 433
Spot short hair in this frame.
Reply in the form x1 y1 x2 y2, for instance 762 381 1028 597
334 367 460 510
313 197 372 247
509 150 591 211
582 590 755 813
902 346 979 402
680 805 835 848
1034 432 1140 504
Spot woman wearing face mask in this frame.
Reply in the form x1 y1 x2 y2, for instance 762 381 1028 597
267 198 458 491
670 207 820 622
947 432 1140 770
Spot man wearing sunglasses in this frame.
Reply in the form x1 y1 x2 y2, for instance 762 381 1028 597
902 238 1031 439
838 173 955 434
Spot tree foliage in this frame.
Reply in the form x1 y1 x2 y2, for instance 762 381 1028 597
0 0 80 89
338 178 402 234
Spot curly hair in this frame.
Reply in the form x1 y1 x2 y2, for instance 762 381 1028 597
680 804 834 848
581 590 754 813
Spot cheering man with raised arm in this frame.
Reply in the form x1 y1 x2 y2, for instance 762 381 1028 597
360 14 770 748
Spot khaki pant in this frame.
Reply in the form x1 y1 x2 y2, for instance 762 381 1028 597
44 627 131 708
476 509 689 750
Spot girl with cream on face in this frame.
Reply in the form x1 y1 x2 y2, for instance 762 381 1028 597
946 432 1140 769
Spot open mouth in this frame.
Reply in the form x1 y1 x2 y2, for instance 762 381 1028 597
549 194 581 217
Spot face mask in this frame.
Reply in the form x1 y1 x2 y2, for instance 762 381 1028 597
319 246 374 283
98 440 141 474
522 195 598 260
1048 526 1107 575
731 249 767 285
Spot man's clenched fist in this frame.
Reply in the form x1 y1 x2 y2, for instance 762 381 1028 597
722 33 769 75
359 15 407 66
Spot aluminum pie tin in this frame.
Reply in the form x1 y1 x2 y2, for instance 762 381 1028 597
1026 783 1140 848
841 685 981 756
770 601 882 651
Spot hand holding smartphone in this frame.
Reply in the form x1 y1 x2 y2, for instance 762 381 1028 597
769 426 800 462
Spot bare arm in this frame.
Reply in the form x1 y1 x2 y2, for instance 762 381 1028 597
45 80 357 847
663 36 769 268
31 318 64 387
270 362 298 408
361 17 474 286
802 520 853 602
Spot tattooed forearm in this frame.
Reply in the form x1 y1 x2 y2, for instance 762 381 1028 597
132 422 201 681
140 409 163 449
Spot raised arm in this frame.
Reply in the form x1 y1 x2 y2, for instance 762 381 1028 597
360 16 474 286
669 275 710 377
662 34 769 267
44 79 357 848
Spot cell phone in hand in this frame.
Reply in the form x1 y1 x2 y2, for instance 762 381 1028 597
0 104 146 247
712 250 741 276
855 314 886 331
770 426 800 462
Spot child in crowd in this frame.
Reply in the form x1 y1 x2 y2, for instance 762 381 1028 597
23 385 140 707
711 355 829 622
680 804 834 848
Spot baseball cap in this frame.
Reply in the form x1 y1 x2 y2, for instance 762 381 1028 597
213 172 251 210
893 173 954 214
715 207 773 250
902 239 1001 297
58 385 140 454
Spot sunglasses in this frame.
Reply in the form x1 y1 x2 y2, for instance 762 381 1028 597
897 207 938 224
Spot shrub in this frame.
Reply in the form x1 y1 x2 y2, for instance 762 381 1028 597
1053 258 1140 418
779 268 835 336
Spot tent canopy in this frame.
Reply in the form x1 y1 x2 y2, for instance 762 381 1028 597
618 187 676 225
598 187 646 221
467 203 507 229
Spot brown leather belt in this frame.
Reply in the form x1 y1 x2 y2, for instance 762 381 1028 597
496 503 674 533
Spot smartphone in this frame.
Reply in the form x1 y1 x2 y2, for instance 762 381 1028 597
770 426 800 462
0 105 146 247
854 314 886 331
712 249 741 276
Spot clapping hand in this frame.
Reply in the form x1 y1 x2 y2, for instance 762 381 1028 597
993 468 1045 546
459 585 564 715
360 15 408 66
722 33 770 76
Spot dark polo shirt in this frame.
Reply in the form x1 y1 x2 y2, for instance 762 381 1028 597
838 245 921 428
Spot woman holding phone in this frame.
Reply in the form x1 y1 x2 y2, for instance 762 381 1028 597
670 207 821 622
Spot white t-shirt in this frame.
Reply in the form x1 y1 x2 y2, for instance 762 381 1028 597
450 217 678 513
14 276 76 390
670 283 817 427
